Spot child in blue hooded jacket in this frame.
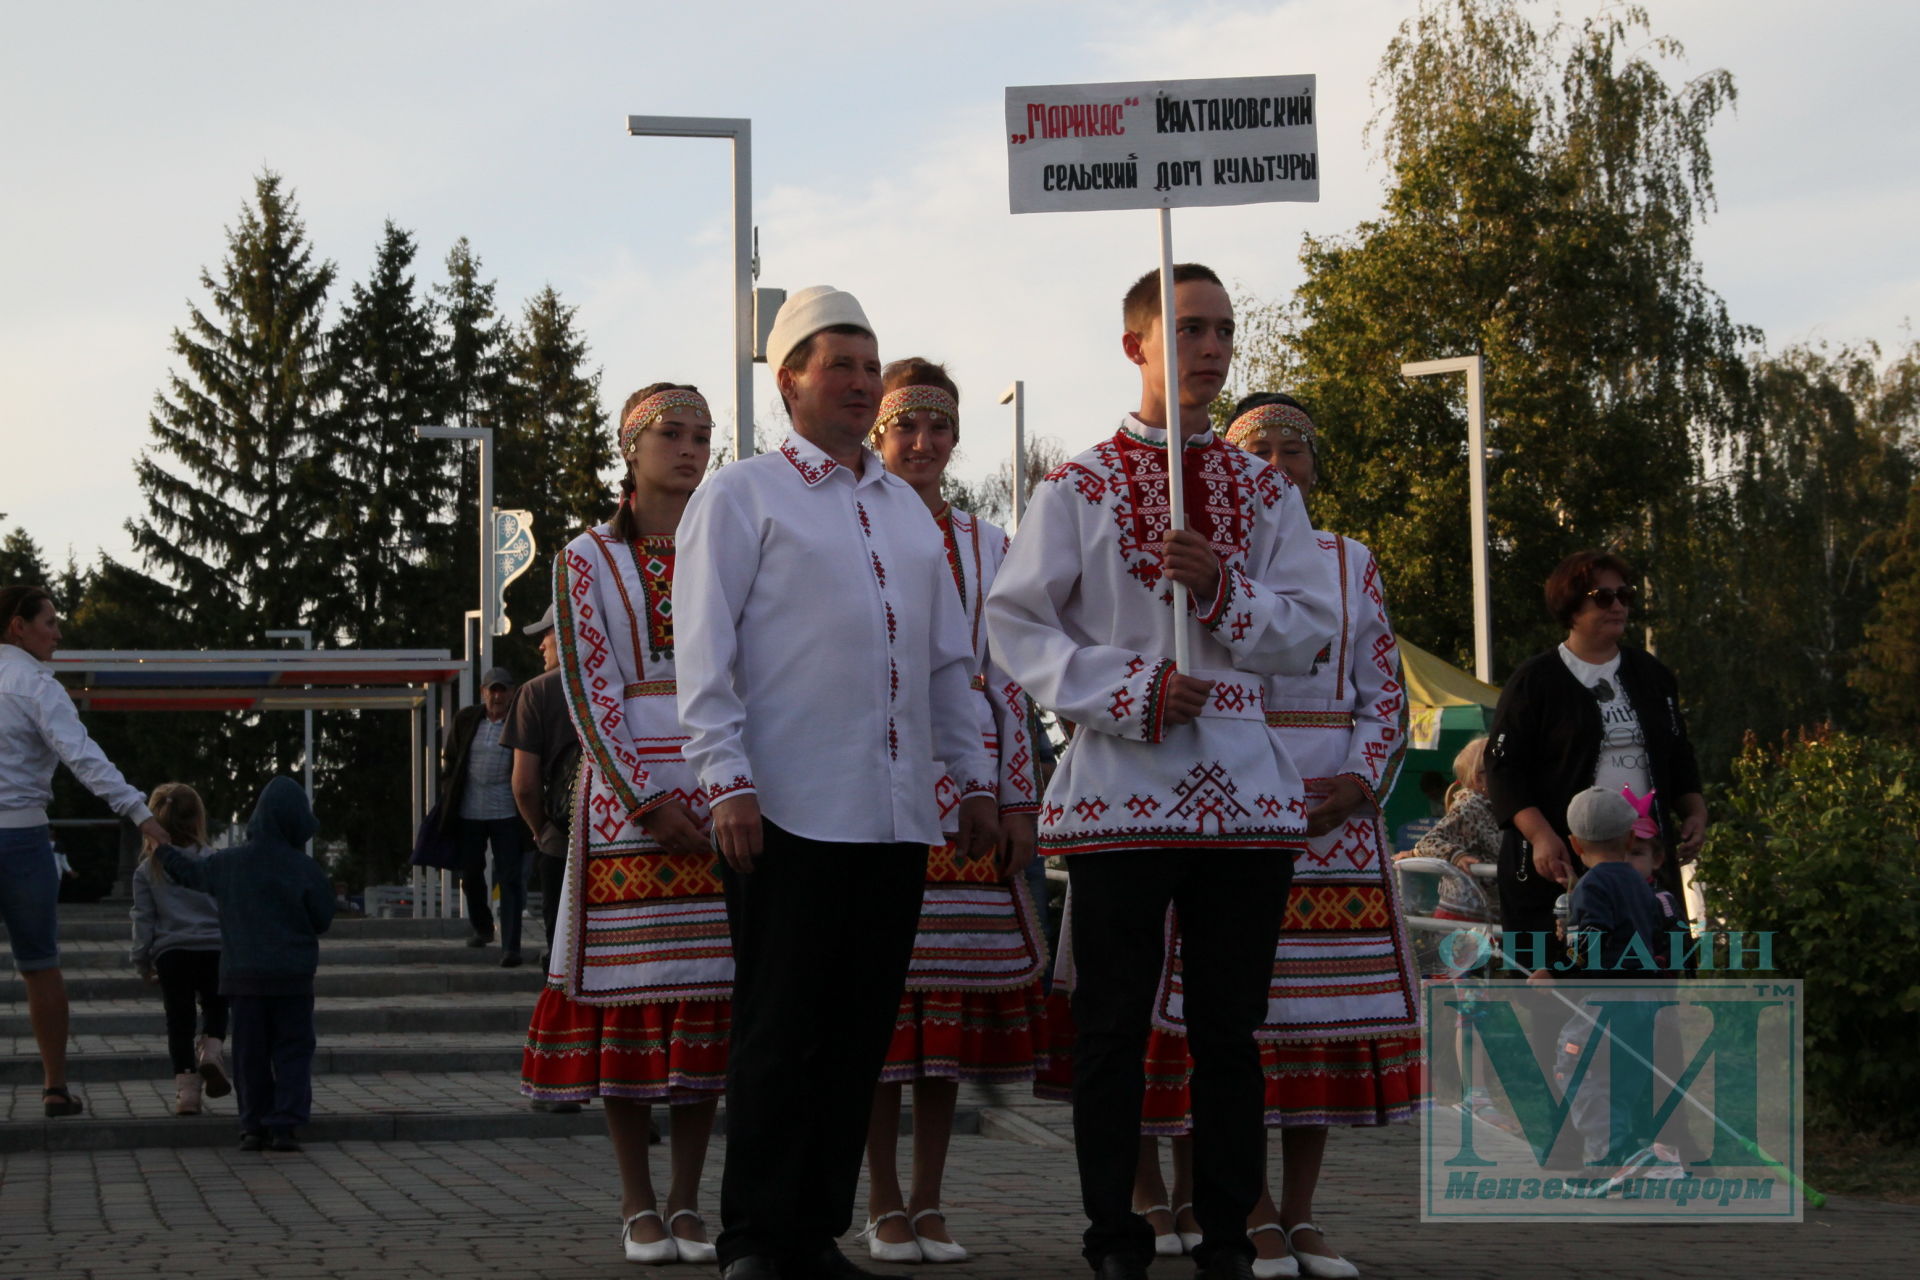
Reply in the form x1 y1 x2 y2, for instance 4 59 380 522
161 776 333 1151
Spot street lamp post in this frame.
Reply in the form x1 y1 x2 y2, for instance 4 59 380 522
265 628 314 856
999 381 1026 530
417 425 497 682
1401 355 1493 682
626 114 755 462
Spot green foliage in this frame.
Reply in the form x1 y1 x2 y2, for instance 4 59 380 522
1853 480 1920 744
1232 0 1747 674
1659 341 1918 771
1695 728 1920 1137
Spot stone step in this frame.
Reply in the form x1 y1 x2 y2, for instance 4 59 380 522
1 964 547 1005
0 1032 527 1085
0 991 541 1038
0 936 541 972
1 913 485 944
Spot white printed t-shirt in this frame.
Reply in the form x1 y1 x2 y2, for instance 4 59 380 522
1557 643 1651 799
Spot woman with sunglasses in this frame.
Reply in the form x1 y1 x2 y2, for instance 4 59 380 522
1484 551 1708 971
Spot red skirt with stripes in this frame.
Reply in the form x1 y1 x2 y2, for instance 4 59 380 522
879 981 1049 1084
520 984 729 1104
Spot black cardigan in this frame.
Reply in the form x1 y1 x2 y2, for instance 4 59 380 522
1485 644 1702 917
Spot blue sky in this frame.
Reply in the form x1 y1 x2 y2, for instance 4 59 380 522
3 0 1914 576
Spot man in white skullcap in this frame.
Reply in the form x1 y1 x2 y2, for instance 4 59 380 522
675 286 1000 1280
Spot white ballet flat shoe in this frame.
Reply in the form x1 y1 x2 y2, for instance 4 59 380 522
1136 1203 1184 1256
1286 1223 1358 1279
1174 1201 1203 1255
668 1209 717 1264
909 1208 969 1264
1247 1223 1301 1279
622 1210 677 1265
860 1210 924 1263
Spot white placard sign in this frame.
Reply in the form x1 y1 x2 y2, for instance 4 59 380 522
1006 74 1319 214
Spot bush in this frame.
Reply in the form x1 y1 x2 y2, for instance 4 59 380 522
1695 728 1920 1136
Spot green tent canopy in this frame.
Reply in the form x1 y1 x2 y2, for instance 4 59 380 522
1383 638 1501 846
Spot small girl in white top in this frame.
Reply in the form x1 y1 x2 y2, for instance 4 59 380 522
131 782 231 1115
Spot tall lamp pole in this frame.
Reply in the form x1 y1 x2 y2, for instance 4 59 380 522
265 628 314 855
626 114 755 462
999 381 1026 530
1401 355 1493 682
418 426 497 684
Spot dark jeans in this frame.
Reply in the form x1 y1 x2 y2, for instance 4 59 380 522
1067 848 1293 1269
715 821 927 1269
538 853 565 957
229 992 316 1133
153 949 227 1073
457 816 529 951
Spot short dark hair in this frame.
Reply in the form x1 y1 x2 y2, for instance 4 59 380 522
613 382 701 541
1123 263 1224 334
0 585 53 641
1545 550 1635 629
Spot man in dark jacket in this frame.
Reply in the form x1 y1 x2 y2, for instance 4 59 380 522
160 776 333 1152
440 667 533 964
502 606 578 973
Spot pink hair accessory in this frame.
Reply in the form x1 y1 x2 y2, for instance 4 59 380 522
1622 785 1659 840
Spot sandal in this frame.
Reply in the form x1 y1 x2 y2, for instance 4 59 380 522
42 1086 83 1118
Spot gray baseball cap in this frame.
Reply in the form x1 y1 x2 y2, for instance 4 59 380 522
480 666 516 690
522 603 556 636
1567 786 1636 842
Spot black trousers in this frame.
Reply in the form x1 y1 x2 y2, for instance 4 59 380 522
154 949 227 1073
456 816 529 951
538 853 565 957
1067 848 1293 1268
715 821 927 1269
229 992 316 1134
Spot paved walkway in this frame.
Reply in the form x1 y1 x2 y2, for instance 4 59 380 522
4 1120 1915 1279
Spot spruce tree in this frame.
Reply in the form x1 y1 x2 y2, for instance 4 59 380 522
0 521 50 586
433 239 513 654
132 170 336 646
497 285 610 670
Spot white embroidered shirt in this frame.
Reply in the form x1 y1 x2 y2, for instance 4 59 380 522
985 417 1339 854
675 432 995 847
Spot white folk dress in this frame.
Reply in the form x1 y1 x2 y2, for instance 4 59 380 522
881 505 1050 1083
520 523 732 1104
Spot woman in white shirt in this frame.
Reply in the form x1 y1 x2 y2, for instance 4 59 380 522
1 584 169 1117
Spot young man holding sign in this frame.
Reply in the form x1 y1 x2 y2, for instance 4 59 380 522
986 265 1336 1280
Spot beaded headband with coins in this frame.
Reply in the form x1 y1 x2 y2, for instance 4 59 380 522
1225 401 1317 453
618 388 711 459
871 385 959 444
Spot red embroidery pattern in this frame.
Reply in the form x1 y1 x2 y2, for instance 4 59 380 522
1107 429 1267 597
1168 761 1250 831
1073 797 1110 821
1126 794 1161 818
780 439 837 485
630 536 675 660
1141 659 1177 743
708 775 754 801
870 551 888 588
1108 687 1136 720
1211 682 1251 713
1255 794 1284 818
558 545 652 812
857 501 873 538
1043 802 1065 826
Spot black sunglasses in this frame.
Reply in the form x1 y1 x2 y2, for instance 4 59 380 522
1584 585 1637 609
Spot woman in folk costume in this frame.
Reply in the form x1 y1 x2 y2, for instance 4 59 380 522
520 384 730 1267
1179 392 1422 1279
858 358 1049 1265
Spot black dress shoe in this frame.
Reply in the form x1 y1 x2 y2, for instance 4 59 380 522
1093 1254 1151 1280
720 1256 782 1280
238 1132 265 1152
267 1127 302 1152
465 933 492 948
500 950 523 968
